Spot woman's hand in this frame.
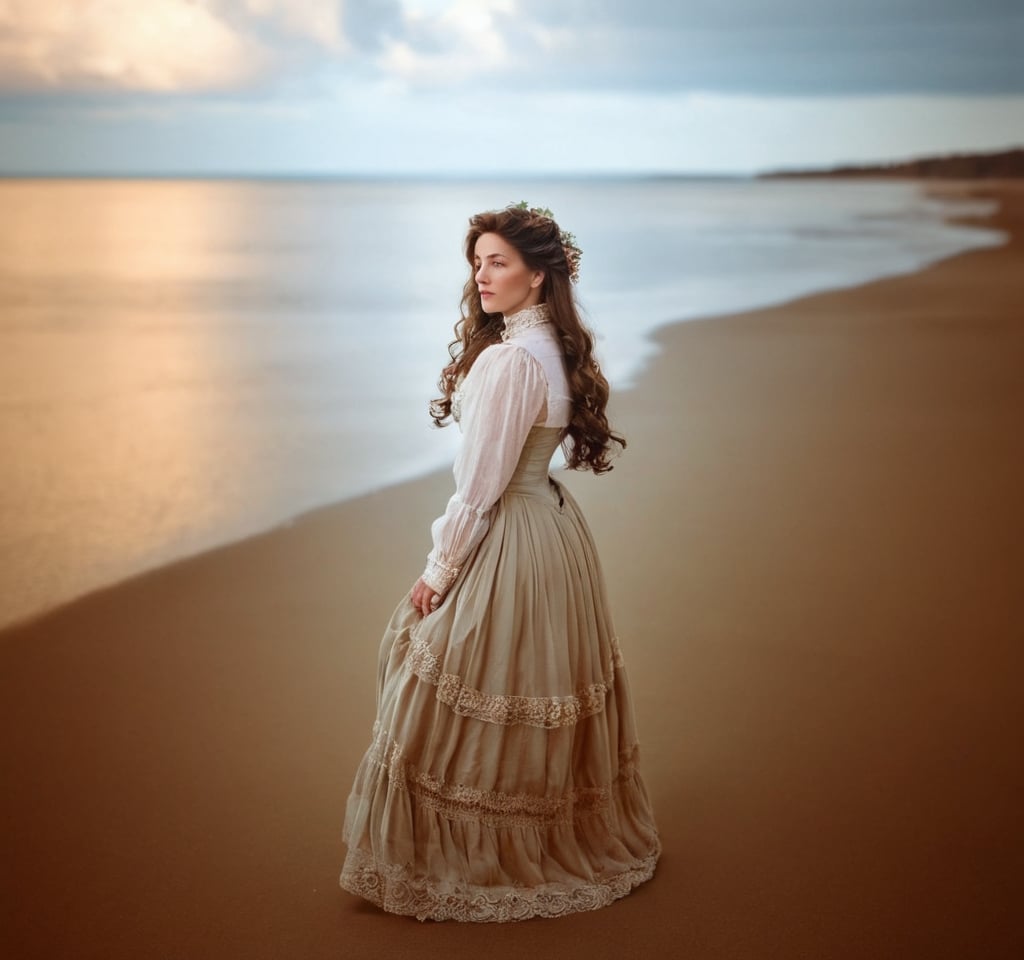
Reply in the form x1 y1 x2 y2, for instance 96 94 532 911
410 578 442 617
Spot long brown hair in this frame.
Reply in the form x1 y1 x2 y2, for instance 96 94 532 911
430 204 625 474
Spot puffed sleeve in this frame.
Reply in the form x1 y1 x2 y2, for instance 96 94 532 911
421 343 548 595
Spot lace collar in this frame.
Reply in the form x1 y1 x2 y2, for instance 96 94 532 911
500 303 550 342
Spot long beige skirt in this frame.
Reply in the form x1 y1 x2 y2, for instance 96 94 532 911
339 428 661 922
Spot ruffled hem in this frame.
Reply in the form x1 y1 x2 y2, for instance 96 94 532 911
339 844 660 923
340 723 661 921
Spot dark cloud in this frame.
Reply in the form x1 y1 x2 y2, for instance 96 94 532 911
506 0 1024 95
534 0 1017 30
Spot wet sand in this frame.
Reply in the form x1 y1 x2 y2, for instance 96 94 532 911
2 182 1022 960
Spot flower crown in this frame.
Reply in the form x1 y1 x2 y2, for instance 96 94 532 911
511 201 582 283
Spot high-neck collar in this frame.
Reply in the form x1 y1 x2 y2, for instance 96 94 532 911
500 303 551 342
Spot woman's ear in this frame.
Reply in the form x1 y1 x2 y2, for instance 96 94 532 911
531 269 545 289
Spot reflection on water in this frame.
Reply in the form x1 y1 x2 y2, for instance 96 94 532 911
0 181 283 629
0 178 475 631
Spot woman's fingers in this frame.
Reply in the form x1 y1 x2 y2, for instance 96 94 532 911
410 578 440 617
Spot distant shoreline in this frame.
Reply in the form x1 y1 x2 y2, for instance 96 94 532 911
3 146 1022 182
760 145 1024 180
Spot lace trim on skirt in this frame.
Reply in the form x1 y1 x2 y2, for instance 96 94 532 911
405 633 626 729
366 721 642 829
339 844 659 923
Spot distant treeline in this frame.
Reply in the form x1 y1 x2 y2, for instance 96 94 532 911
761 147 1024 180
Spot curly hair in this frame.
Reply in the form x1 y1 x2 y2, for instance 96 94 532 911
429 204 625 474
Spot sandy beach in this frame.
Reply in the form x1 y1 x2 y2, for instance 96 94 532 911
2 182 1021 960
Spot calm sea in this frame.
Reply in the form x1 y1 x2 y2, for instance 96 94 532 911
0 177 1003 630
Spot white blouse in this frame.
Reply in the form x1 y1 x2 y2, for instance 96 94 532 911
421 303 572 595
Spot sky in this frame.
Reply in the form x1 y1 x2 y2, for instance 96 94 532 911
0 0 1021 175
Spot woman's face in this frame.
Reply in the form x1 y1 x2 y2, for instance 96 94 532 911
473 232 544 316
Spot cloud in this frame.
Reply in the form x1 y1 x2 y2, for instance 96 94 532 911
0 0 272 92
375 0 518 86
505 0 1024 95
333 0 1024 97
0 0 1019 100
0 0 358 93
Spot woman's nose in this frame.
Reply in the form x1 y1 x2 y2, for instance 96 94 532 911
475 264 488 283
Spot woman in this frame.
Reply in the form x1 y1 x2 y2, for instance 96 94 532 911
339 202 661 922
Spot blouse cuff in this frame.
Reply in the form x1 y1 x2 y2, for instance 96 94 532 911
422 552 460 595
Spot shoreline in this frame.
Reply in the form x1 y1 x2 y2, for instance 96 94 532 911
1 181 1021 959
0 178 1009 635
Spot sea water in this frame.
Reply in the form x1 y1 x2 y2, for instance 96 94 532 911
0 177 1003 630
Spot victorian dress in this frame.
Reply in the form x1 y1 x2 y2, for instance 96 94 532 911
339 303 661 922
